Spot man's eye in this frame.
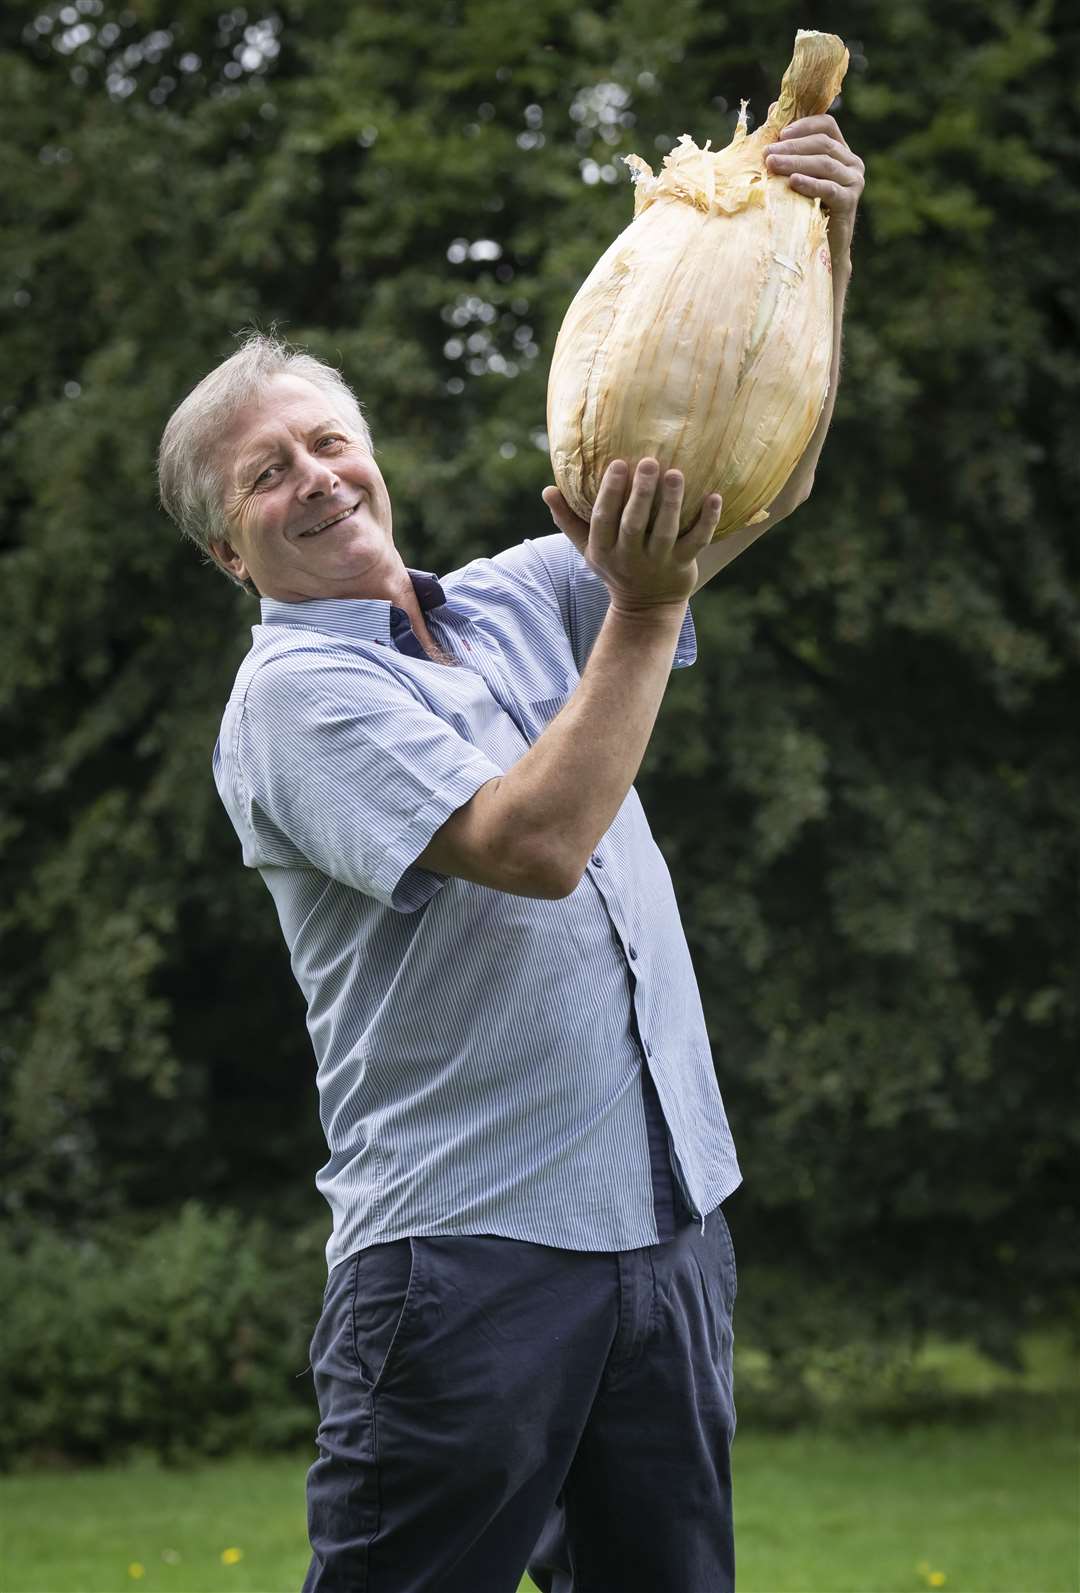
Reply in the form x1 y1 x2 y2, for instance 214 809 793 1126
253 438 342 486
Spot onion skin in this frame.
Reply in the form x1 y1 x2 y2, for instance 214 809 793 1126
546 30 849 541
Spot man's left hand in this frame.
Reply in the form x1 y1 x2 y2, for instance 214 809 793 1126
764 114 865 265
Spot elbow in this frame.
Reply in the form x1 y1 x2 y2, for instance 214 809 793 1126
520 841 584 901
548 860 585 900
493 798 584 899
536 852 585 900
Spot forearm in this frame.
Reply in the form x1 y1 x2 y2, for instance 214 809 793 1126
691 252 852 591
496 602 687 891
768 250 852 513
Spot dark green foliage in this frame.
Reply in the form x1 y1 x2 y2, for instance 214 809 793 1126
0 1203 326 1468
1 1208 1071 1467
2 0 1077 1439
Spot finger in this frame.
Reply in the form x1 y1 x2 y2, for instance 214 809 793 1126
543 486 590 548
787 175 860 209
647 469 686 550
679 493 724 556
587 459 630 552
768 135 863 171
619 457 661 537
778 113 844 145
770 157 860 196
769 149 858 178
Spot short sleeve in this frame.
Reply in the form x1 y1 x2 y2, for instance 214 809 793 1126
491 534 697 676
234 649 504 912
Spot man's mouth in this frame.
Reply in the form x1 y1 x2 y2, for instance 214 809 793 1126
299 499 362 538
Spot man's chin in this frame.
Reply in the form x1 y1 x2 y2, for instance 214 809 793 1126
296 543 397 592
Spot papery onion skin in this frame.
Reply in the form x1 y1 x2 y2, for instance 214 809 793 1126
546 30 849 541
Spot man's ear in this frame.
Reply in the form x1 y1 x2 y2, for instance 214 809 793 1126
209 538 251 586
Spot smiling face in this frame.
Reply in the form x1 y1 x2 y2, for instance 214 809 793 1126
209 374 400 602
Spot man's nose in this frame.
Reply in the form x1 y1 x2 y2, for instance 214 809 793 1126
297 456 339 496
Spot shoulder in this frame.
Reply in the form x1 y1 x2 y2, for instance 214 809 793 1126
443 536 573 610
239 633 415 725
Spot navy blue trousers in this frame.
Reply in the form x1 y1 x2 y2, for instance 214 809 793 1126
302 1070 738 1592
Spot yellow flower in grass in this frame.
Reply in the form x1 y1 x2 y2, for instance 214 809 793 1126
127 1566 145 1581
929 1576 947 1588
221 1546 244 1565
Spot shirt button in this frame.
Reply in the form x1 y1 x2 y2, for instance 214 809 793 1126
644 1042 653 1058
591 855 603 868
628 945 637 960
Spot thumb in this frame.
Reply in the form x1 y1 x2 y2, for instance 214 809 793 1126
543 486 587 551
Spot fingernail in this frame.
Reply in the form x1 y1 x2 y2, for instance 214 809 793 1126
610 460 627 477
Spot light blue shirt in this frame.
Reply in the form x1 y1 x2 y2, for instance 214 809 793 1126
213 534 742 1271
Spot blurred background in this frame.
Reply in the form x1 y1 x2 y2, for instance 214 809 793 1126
1 0 1077 1588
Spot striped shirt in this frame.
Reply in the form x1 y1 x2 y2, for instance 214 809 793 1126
213 534 742 1272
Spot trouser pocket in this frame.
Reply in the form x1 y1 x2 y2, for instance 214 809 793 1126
349 1238 420 1389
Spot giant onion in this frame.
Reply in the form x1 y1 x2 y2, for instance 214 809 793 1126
546 29 850 539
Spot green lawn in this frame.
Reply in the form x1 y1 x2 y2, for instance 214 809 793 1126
2 1415 1076 1593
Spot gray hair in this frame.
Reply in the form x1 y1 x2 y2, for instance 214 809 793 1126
157 328 375 596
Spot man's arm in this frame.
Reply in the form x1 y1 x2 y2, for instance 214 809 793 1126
691 113 864 593
424 459 717 897
690 249 852 595
418 601 690 897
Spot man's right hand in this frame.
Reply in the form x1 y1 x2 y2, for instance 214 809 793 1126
542 459 722 616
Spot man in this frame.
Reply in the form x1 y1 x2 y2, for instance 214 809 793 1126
158 117 862 1593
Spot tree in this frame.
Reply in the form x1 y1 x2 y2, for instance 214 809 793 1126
1 0 1076 1359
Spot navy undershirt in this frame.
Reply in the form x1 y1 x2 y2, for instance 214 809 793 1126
641 1064 695 1241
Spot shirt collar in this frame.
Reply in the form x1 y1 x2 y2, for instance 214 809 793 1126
257 569 448 647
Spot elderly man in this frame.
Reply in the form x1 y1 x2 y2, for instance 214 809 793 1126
158 116 861 1593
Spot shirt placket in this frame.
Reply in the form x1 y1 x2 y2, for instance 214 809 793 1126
587 867 702 1230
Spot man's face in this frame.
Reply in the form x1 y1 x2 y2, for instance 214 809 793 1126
210 374 396 601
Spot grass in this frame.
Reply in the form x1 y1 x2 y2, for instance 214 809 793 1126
3 1335 1077 1593
3 1417 1076 1593
730 1419 1077 1593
